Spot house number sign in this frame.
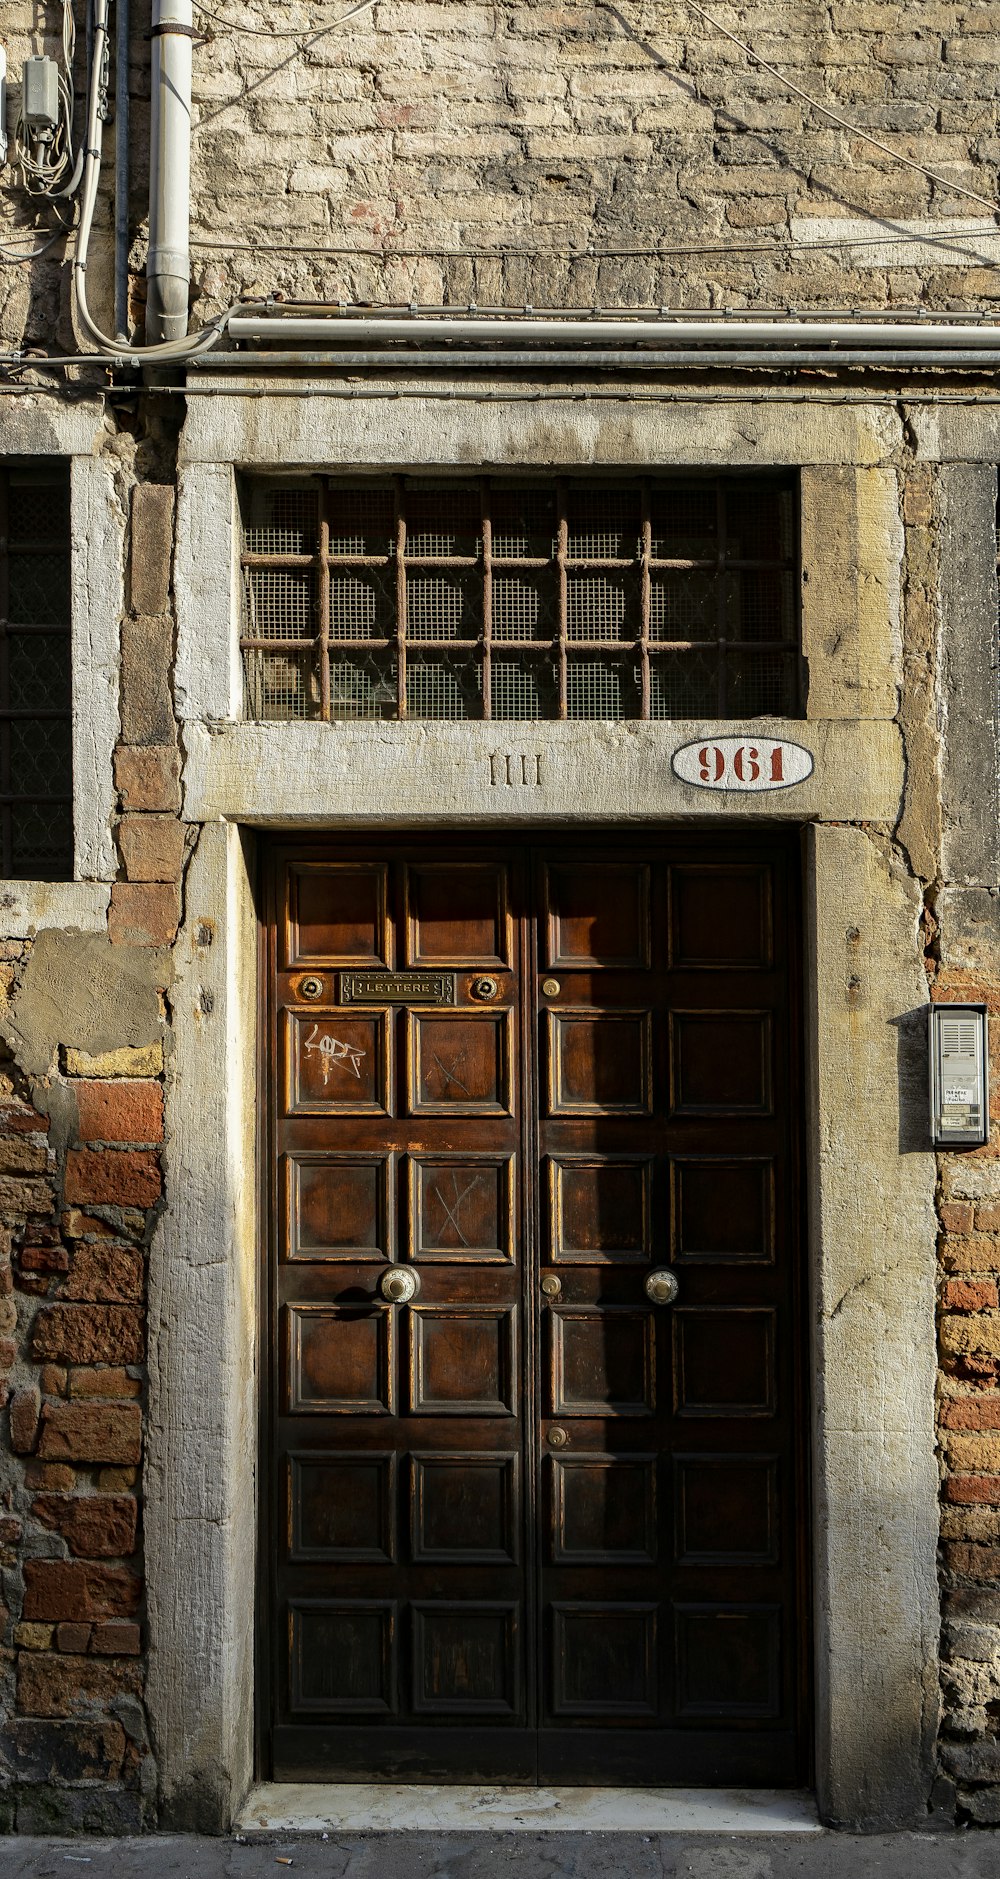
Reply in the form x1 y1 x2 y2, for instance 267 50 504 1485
671 735 814 792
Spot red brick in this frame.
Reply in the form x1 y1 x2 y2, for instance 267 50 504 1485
64 1149 161 1208
64 1243 143 1303
941 1201 976 1234
74 1079 163 1146
944 1475 1000 1504
68 1367 141 1400
977 1204 1000 1232
0 1337 16 1369
118 814 186 884
32 1494 137 1560
90 1620 140 1656
0 1516 22 1545
114 745 181 814
17 1651 142 1717
108 882 180 947
941 1396 1000 1430
32 1305 144 1367
39 1366 66 1396
19 1242 69 1274
0 1265 12 1296
0 1099 47 1136
944 1279 999 1312
55 1623 91 1653
37 1402 141 1465
23 1561 140 1623
945 1541 1000 1577
9 1387 40 1454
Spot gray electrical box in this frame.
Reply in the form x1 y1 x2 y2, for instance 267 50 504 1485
22 56 59 136
930 1002 989 1148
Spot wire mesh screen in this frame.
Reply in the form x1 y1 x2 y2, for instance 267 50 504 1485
0 466 73 878
239 476 799 722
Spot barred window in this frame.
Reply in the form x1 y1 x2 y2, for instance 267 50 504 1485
0 466 73 877
239 475 799 723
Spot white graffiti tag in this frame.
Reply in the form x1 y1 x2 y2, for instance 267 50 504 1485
304 1022 366 1082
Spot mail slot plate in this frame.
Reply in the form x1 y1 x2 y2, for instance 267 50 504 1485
340 971 457 1006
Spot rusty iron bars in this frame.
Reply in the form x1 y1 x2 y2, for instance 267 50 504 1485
239 474 799 723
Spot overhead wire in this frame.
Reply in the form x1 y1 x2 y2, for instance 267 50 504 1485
602 0 1000 220
190 0 376 132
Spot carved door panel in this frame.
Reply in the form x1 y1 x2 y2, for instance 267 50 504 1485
268 850 534 1779
264 838 806 1785
535 848 802 1783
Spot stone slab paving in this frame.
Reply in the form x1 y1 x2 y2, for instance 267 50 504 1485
2 1832 1000 1879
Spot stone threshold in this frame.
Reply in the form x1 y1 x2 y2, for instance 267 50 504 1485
237 1784 822 1834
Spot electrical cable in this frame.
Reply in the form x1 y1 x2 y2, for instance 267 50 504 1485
603 0 1000 221
186 226 1000 264
72 0 250 357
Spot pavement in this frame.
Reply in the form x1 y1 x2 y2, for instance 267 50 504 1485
3 1832 1000 1879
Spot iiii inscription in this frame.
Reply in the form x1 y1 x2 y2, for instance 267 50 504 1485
489 753 544 788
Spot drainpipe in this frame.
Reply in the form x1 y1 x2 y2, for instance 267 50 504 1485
146 0 192 343
114 0 130 338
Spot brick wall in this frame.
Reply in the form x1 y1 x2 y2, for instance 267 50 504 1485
935 970 1000 1827
0 1033 161 1831
4 0 1000 347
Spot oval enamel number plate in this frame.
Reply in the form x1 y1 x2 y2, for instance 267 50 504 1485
671 735 814 792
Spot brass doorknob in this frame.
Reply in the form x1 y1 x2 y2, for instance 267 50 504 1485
548 1427 569 1448
378 1266 421 1304
540 1273 562 1299
644 1268 680 1306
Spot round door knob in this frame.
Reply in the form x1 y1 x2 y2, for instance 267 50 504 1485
548 1427 569 1448
644 1268 680 1306
542 978 561 997
379 1266 421 1305
471 976 499 1001
540 1273 562 1299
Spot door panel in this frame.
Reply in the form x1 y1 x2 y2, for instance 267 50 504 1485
264 835 806 1785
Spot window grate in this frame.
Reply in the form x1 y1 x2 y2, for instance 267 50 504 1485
0 466 73 877
239 475 800 722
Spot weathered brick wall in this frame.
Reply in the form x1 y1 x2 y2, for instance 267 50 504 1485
0 458 186 1829
4 0 1000 347
0 1031 160 1831
935 965 1000 1827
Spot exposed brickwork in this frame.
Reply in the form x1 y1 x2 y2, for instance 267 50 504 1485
0 1022 163 1829
935 959 1000 1824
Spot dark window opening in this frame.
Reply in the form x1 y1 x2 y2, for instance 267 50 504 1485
239 475 801 723
0 465 73 878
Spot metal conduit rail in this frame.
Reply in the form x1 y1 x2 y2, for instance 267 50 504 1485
188 348 1000 372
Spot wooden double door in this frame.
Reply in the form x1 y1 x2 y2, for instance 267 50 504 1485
262 834 807 1784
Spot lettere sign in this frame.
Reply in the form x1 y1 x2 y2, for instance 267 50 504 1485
672 735 814 792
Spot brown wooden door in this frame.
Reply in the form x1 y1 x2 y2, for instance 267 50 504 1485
263 836 807 1785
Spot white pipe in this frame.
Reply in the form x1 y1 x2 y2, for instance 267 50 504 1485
147 0 192 343
227 314 1000 350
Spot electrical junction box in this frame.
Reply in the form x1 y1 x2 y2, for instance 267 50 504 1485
22 56 59 136
930 1002 990 1148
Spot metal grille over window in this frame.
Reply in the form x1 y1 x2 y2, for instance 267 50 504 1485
0 467 73 878
239 476 799 722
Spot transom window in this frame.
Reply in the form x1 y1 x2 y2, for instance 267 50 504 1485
239 475 799 722
0 466 73 878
